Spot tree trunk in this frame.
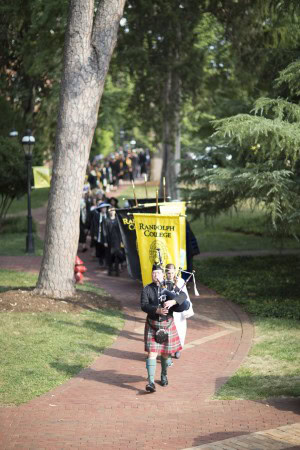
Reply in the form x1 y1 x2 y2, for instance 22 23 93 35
173 70 181 200
160 68 181 201
35 0 126 298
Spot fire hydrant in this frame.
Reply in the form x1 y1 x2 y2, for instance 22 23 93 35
74 255 87 284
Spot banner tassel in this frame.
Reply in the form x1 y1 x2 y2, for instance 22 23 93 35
181 269 200 296
192 273 200 296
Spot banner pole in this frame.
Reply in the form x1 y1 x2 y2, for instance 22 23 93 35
163 177 166 202
156 189 159 214
132 180 138 206
144 174 148 198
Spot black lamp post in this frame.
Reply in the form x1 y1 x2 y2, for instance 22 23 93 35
22 130 35 254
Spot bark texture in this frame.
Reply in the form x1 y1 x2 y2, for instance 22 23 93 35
160 68 181 201
35 0 126 298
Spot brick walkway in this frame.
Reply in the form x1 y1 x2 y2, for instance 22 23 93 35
0 187 300 449
186 423 300 449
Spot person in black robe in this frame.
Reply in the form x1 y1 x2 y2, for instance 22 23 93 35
90 202 110 267
103 206 124 276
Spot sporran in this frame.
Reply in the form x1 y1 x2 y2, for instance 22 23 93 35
155 328 169 344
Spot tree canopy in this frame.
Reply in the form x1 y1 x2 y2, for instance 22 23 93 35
180 56 300 239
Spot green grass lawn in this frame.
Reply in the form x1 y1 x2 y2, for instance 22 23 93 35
194 255 300 399
0 270 124 405
0 188 49 256
190 208 300 252
7 188 50 215
0 216 44 256
119 184 159 207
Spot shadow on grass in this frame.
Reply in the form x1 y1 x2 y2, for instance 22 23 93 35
50 361 87 377
44 318 122 335
49 317 143 345
0 285 36 293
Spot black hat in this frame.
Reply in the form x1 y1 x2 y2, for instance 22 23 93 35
109 197 119 206
152 263 163 271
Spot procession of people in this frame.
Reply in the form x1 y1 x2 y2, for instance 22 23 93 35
78 152 199 393
78 147 150 275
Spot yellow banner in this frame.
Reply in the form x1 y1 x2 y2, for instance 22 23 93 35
179 214 187 270
32 166 51 188
133 213 186 286
160 203 186 269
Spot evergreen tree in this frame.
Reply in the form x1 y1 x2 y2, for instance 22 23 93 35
180 58 300 240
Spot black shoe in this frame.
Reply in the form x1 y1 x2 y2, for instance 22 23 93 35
146 382 156 393
161 376 168 387
175 351 181 359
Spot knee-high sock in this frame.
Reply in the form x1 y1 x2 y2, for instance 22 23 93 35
167 357 173 367
161 356 169 378
146 358 156 383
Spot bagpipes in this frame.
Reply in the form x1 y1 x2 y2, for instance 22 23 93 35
156 248 167 306
156 248 200 297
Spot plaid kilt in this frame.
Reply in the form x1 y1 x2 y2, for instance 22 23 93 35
144 316 182 356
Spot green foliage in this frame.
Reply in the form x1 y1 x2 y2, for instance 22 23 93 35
116 1 208 141
275 60 300 96
0 97 24 138
0 0 68 158
92 128 114 158
194 255 300 319
0 138 27 225
181 57 300 240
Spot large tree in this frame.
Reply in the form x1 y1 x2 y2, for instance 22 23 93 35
35 0 126 298
116 0 206 199
116 0 276 199
180 55 300 240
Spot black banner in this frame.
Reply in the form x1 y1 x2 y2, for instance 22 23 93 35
116 206 156 280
